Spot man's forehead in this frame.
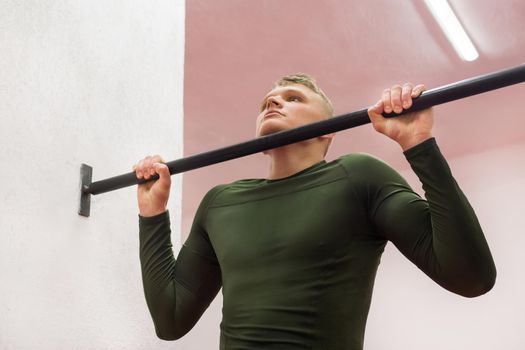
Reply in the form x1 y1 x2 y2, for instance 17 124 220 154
263 84 313 99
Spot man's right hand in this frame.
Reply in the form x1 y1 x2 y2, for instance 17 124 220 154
132 155 171 217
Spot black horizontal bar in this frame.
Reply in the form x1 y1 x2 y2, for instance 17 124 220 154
84 63 525 196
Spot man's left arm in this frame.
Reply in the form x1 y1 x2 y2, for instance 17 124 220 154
366 83 496 297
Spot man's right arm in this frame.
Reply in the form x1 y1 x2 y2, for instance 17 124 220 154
134 155 222 340
139 210 221 340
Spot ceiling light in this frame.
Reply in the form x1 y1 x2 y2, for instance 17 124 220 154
424 0 479 61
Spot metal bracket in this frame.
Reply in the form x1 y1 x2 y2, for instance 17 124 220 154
78 163 93 217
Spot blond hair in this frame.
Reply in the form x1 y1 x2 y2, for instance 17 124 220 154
274 73 334 117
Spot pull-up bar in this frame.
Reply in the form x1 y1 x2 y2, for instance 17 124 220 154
78 63 525 217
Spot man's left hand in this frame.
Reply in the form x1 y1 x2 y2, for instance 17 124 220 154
368 83 433 151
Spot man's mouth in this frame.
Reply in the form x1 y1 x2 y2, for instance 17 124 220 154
264 111 284 119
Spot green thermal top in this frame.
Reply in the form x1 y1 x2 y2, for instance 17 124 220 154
138 137 496 350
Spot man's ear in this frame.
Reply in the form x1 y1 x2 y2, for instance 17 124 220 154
320 133 336 157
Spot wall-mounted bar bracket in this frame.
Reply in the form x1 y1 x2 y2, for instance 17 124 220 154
78 163 93 217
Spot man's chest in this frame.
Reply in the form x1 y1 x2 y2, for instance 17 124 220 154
206 180 372 271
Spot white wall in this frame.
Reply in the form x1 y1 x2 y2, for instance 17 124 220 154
0 1 185 349
366 141 525 349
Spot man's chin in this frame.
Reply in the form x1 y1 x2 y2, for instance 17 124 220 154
257 123 286 138
257 129 281 137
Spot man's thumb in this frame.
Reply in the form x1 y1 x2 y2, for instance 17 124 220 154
154 163 170 182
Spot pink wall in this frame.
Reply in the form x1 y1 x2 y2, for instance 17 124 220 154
180 1 525 348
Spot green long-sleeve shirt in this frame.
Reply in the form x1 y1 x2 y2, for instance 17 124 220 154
138 137 496 349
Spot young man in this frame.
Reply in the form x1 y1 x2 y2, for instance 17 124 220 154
133 74 496 349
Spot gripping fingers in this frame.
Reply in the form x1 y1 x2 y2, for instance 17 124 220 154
412 84 426 98
133 158 147 179
390 84 403 114
144 156 155 179
382 89 392 113
143 156 154 179
383 83 424 113
401 83 413 109
133 154 165 180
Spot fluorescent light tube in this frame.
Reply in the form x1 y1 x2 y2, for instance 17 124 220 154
424 0 479 61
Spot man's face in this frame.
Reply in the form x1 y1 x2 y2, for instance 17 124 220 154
255 84 330 137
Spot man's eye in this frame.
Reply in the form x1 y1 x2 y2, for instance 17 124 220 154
288 96 301 102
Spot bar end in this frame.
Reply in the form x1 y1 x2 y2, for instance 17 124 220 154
78 163 92 217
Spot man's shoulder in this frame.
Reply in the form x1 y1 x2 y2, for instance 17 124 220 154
336 152 391 171
200 184 230 206
334 152 404 188
201 179 263 205
217 178 264 189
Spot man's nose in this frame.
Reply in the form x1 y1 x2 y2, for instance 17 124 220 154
266 96 282 109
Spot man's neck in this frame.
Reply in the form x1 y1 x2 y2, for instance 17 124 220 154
266 142 325 180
